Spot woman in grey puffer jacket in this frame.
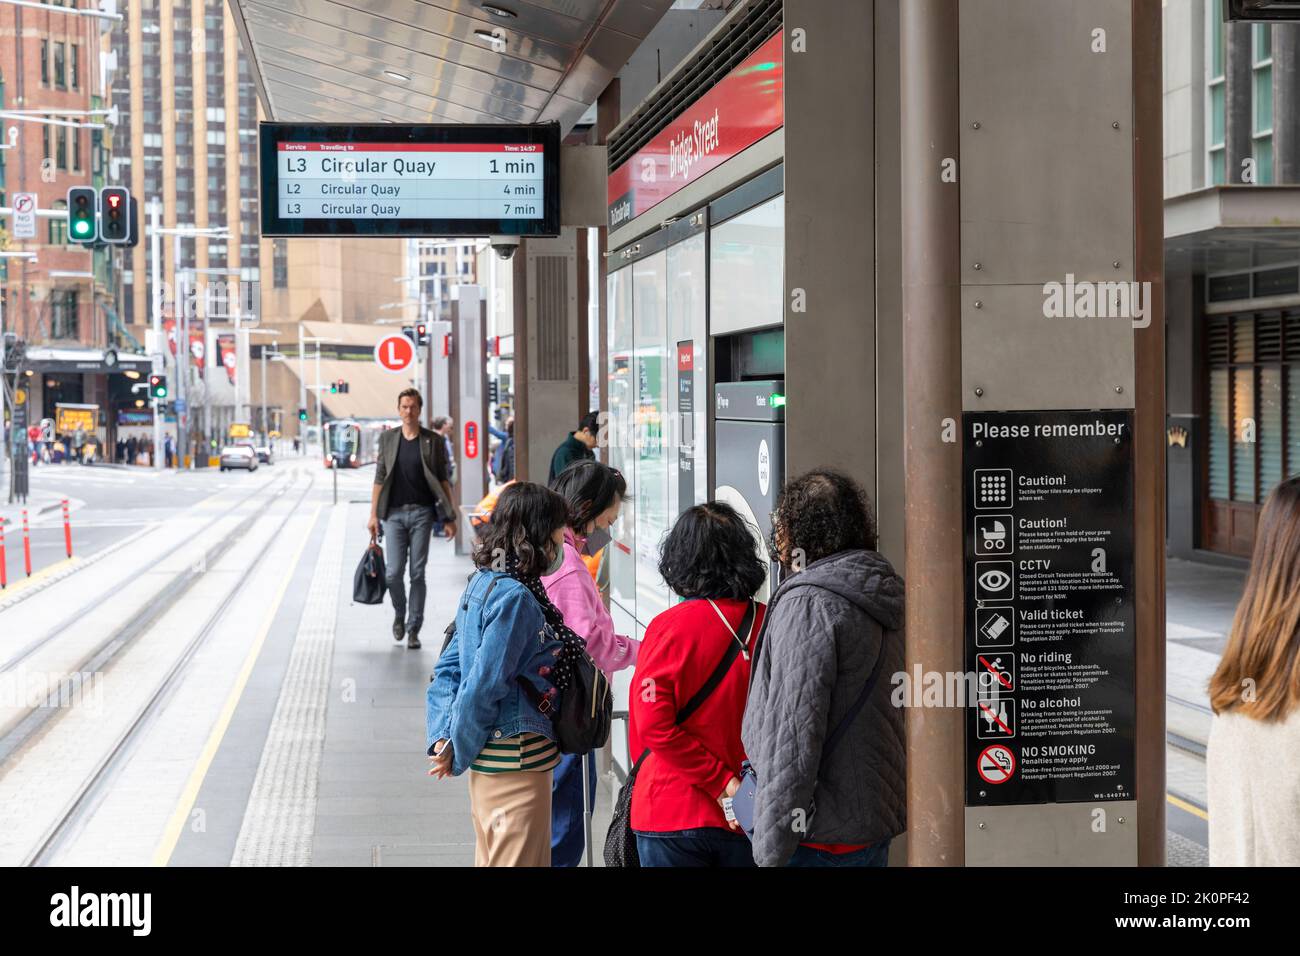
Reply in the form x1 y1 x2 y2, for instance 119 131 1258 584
741 468 906 867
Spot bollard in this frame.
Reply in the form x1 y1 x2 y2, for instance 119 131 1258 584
0 520 7 589
21 508 31 577
62 498 73 558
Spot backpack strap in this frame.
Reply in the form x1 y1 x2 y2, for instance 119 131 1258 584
437 573 501 660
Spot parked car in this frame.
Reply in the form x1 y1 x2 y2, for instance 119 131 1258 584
220 445 258 472
254 444 273 464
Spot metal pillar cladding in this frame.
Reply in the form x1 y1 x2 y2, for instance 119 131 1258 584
951 0 1162 867
451 285 487 557
901 0 966 867
520 229 582 482
428 320 453 423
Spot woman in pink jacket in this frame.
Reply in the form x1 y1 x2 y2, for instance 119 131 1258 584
542 460 636 865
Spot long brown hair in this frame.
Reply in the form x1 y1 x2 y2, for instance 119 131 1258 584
1209 476 1300 719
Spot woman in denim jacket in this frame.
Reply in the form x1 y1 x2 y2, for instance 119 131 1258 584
426 482 584 866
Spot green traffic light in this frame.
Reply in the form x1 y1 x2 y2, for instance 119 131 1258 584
73 220 91 236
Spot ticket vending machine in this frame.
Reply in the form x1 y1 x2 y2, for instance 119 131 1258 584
713 378 785 602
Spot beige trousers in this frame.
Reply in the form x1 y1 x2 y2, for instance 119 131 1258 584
467 768 554 867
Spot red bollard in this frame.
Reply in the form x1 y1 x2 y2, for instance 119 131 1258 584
62 498 72 558
0 521 7 589
22 509 31 577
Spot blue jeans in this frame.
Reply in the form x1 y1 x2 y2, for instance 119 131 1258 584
551 751 597 867
786 839 891 868
635 828 756 868
382 504 435 633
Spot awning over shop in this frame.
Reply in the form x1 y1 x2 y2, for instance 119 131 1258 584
228 0 675 134
1165 185 1300 272
22 347 153 375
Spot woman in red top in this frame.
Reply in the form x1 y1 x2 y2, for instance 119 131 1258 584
629 502 768 867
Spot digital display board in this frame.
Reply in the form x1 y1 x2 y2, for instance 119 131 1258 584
260 122 560 238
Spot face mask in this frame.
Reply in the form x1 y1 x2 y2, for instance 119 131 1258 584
581 526 611 556
545 543 565 575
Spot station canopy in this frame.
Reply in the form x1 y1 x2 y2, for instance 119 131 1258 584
229 0 676 133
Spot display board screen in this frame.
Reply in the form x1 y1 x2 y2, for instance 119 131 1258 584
260 122 560 238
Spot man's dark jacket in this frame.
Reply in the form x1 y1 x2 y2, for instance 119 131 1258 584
373 425 456 522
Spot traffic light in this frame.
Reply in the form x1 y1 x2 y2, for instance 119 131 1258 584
67 187 97 243
298 407 308 422
488 379 499 404
100 186 131 243
337 379 349 394
127 196 141 248
329 381 337 394
401 325 416 345
416 323 430 345
149 374 168 399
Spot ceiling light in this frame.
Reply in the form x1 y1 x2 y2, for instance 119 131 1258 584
481 3 517 18
384 70 410 82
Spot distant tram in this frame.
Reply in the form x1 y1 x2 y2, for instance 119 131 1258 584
324 419 397 468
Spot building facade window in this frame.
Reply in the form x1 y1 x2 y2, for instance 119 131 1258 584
71 44 80 90
273 239 288 289
1207 0 1227 186
72 128 81 171
1204 311 1300 554
48 199 67 244
54 43 66 90
56 123 67 171
41 41 49 86
1252 25 1273 184
50 290 79 339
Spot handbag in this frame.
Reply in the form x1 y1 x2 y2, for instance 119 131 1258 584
351 541 387 605
604 600 757 867
730 626 887 840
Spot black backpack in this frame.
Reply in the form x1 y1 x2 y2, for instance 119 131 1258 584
436 574 612 756
518 642 611 756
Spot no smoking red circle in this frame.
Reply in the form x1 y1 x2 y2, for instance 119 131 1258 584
374 334 415 373
977 744 1016 785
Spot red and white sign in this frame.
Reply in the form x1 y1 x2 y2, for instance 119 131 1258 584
464 421 479 459
218 334 236 384
677 343 694 372
12 192 37 239
374 334 415 373
607 32 783 228
976 744 1016 785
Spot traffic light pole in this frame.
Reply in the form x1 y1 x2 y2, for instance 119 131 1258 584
149 198 164 472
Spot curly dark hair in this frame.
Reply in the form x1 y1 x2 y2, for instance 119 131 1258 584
472 481 568 576
658 502 768 601
549 460 626 532
770 468 877 569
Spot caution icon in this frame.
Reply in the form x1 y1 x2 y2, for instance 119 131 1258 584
977 744 1016 785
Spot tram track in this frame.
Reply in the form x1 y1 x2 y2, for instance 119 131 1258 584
19 469 320 866
0 467 299 668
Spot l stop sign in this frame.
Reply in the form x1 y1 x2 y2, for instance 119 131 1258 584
375 334 415 373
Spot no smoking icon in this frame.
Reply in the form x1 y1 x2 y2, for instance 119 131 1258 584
977 744 1016 785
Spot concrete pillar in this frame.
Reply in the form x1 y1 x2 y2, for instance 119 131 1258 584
1225 21 1253 183
1273 24 1300 183
1164 270 1200 560
900 0 965 867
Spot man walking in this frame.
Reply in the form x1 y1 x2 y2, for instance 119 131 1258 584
368 388 457 649
548 410 600 482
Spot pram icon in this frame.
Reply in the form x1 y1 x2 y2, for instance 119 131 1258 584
979 520 1008 551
